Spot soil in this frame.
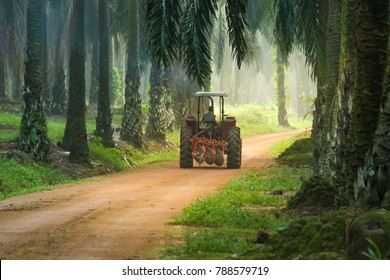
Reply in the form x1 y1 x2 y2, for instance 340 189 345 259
0 130 299 260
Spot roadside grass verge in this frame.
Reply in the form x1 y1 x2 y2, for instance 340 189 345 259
162 132 313 259
0 157 71 200
163 166 311 259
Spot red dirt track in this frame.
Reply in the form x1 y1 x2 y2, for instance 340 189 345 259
0 130 299 259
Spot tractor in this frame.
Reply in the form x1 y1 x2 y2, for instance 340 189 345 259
180 91 242 168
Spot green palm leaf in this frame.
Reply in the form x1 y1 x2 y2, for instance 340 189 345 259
295 0 326 78
145 0 182 67
181 0 218 87
273 0 296 63
213 5 227 74
225 0 249 68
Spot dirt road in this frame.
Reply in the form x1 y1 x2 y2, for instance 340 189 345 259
0 130 298 259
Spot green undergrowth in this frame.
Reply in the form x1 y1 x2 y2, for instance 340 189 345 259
0 110 98 143
226 104 312 138
89 138 131 172
162 131 353 260
243 210 348 259
162 167 311 259
0 157 71 200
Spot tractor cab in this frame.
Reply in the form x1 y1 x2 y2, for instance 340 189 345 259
195 91 226 129
180 91 242 168
185 92 237 141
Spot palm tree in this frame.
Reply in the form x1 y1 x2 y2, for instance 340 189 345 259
0 0 26 102
19 0 50 161
95 0 114 147
146 61 174 142
62 0 89 164
334 0 357 207
360 54 389 209
41 1 50 111
48 0 71 115
119 0 143 148
314 0 342 177
85 0 99 108
346 0 389 206
275 45 290 127
0 37 7 99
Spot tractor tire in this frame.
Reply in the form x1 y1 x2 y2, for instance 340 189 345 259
227 126 242 169
180 126 193 168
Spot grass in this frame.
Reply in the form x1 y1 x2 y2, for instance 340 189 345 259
0 129 19 142
226 104 312 138
164 166 311 259
0 111 21 127
162 131 313 259
89 138 130 172
138 150 179 165
0 157 71 200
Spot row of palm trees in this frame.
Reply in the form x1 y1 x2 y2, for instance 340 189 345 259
1 0 294 164
1 0 178 162
276 0 389 209
2 0 388 210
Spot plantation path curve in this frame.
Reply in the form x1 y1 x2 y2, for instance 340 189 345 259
0 130 300 260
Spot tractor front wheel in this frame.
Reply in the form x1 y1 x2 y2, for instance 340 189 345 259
180 126 193 168
227 127 242 169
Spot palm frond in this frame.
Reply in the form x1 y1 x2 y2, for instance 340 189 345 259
145 0 182 67
181 0 218 87
295 0 326 78
225 0 249 68
213 4 227 74
247 0 273 34
139 0 151 74
242 30 262 72
273 0 296 63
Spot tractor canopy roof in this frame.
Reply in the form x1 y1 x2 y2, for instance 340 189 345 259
195 91 227 97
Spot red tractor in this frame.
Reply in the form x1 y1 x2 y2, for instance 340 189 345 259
180 92 242 168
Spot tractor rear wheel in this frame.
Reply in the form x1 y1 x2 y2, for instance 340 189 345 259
180 126 193 168
227 127 242 169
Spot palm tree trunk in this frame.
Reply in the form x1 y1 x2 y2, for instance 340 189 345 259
50 2 70 115
347 0 389 205
0 45 7 99
121 0 142 148
41 2 51 112
312 0 342 177
276 45 290 127
20 0 50 161
146 62 173 142
146 62 163 142
334 0 357 207
86 0 99 108
362 53 390 209
95 0 114 147
62 0 89 164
